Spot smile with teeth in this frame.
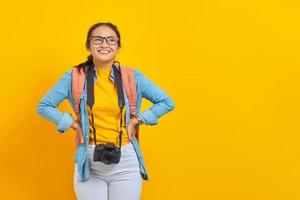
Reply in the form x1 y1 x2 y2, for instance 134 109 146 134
97 50 111 54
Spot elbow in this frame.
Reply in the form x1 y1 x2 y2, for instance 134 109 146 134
36 102 43 116
166 97 175 111
36 100 47 116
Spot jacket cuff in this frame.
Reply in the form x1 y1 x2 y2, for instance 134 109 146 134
136 110 158 125
57 112 74 133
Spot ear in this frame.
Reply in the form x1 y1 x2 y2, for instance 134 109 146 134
86 44 91 51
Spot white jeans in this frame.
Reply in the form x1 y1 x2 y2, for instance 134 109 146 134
73 142 143 200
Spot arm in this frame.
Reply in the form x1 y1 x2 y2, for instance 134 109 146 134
135 70 175 125
36 70 75 133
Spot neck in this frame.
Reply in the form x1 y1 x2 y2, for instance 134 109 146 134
93 59 114 69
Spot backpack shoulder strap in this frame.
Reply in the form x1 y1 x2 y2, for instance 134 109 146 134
120 65 140 143
72 67 85 119
72 67 86 146
120 66 137 117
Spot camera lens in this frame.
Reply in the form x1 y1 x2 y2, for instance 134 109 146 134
102 151 113 164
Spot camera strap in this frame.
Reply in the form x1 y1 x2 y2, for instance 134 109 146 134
86 63 125 148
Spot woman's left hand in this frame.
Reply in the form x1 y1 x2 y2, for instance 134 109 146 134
127 117 140 140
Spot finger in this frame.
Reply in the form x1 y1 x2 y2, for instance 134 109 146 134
128 126 133 140
80 133 84 143
128 129 133 140
76 130 84 144
131 128 136 139
80 138 84 144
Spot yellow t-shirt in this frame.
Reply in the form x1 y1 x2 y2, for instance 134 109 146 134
87 66 129 146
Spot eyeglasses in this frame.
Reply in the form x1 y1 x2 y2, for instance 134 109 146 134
91 36 119 45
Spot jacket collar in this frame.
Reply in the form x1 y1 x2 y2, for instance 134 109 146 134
93 64 119 84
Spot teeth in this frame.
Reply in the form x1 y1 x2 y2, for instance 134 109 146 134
98 50 110 54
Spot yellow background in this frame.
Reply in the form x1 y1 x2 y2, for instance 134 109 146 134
0 0 300 199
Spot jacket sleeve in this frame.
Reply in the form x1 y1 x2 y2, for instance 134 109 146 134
36 69 74 133
135 70 175 125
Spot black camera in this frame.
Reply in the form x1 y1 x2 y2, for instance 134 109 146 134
93 142 121 165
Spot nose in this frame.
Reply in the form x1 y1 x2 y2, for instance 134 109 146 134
100 38 109 47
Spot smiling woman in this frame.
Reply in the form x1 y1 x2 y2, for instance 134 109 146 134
36 22 175 200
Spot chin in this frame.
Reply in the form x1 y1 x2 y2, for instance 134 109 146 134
93 56 114 63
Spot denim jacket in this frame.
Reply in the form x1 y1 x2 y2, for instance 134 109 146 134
36 65 175 182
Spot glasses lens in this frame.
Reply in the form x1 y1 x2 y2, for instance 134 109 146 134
92 37 103 44
107 37 118 45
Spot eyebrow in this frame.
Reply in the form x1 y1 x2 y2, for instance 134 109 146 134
92 35 117 38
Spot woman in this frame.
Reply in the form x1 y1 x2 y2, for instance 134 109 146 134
36 22 175 200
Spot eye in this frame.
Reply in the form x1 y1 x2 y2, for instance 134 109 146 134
108 38 116 42
92 37 103 42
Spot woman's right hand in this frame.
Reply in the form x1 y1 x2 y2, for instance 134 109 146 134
71 120 85 144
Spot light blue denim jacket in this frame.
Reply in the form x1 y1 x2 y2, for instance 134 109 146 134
36 65 175 182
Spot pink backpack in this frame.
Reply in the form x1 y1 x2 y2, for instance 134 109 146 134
71 65 140 146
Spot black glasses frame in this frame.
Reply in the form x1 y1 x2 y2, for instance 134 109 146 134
91 36 119 45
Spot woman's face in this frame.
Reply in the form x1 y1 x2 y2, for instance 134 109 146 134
88 26 120 65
